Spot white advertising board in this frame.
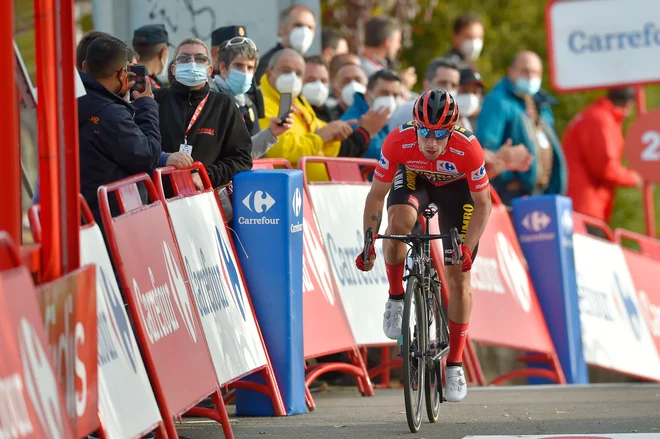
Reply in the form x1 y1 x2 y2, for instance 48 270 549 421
573 233 660 381
307 183 393 346
166 192 268 385
80 224 162 439
547 0 660 91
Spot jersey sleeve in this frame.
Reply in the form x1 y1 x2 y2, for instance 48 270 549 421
465 136 490 192
373 130 403 183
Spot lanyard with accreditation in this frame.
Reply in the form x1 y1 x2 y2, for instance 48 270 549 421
179 93 209 155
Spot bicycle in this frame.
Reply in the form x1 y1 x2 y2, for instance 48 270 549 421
363 203 462 433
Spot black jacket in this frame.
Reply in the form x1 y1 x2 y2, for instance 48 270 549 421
78 72 161 226
154 80 253 188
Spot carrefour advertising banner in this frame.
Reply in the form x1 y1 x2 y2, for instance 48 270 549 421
574 234 660 381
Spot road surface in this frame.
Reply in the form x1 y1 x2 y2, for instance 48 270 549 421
177 384 660 439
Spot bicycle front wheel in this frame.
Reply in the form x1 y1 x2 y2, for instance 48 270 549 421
402 276 426 433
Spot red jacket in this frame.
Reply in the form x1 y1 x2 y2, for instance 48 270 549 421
562 97 638 222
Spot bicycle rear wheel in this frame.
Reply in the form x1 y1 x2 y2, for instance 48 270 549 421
402 276 426 433
425 270 449 423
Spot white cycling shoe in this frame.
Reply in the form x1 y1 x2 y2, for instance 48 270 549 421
383 298 404 340
445 366 468 402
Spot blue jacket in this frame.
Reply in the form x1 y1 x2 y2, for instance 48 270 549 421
76 72 163 225
340 92 389 159
476 77 567 204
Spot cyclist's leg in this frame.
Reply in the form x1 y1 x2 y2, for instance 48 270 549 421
431 180 477 401
381 167 430 339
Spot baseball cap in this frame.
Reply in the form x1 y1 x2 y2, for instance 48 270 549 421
212 25 248 47
460 68 485 88
132 24 170 47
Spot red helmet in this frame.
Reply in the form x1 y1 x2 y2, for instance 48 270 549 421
412 88 459 130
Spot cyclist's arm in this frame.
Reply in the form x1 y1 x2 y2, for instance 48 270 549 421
464 187 492 252
363 178 391 234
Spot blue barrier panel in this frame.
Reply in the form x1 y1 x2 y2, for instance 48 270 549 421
232 169 306 416
511 195 588 384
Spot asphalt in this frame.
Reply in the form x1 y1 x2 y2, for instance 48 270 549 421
176 384 660 439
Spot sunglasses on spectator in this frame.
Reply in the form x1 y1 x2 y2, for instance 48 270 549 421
417 127 452 140
225 37 257 51
176 54 210 64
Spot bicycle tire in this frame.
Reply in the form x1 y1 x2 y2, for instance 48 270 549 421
402 276 426 433
425 271 448 423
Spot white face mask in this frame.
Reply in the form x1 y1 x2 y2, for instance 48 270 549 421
340 81 367 107
275 72 303 96
455 93 481 117
459 38 484 61
302 80 329 107
289 26 314 54
371 95 398 119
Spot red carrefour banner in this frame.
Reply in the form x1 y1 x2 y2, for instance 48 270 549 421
622 249 660 354
0 266 75 439
36 264 98 437
108 201 219 413
302 188 357 358
430 205 555 353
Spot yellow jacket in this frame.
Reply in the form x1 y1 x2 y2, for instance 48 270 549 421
259 75 340 181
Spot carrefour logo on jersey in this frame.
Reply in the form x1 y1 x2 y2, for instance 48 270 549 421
436 160 458 174
379 153 389 170
471 162 486 181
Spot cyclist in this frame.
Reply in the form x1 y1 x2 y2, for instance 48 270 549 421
355 88 492 402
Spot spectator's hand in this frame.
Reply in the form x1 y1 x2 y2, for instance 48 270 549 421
132 73 154 101
359 108 391 137
192 172 204 190
484 149 506 179
119 71 136 102
316 120 356 142
166 152 193 169
269 114 293 137
498 138 533 171
399 66 417 90
633 171 644 189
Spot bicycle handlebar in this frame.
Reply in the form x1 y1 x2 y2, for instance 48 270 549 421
362 227 463 266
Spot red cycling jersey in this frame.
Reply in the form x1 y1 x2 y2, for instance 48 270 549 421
374 120 490 193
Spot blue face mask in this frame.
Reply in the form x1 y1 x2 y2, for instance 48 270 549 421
225 69 253 95
175 62 209 87
514 77 542 96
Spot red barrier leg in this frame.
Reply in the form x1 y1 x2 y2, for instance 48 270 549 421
348 346 374 396
380 347 391 387
305 386 316 411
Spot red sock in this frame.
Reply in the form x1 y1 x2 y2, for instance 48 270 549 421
447 320 469 364
385 262 404 296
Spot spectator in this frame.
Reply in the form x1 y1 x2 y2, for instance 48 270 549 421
259 48 362 180
328 62 368 119
155 37 252 190
76 30 110 70
210 25 266 121
389 57 461 129
77 35 190 226
302 55 383 157
360 16 416 94
329 53 362 80
341 69 402 158
302 55 331 120
456 67 485 132
476 50 566 205
132 24 171 89
211 33 293 158
255 5 317 83
444 13 485 73
562 87 642 223
321 28 349 64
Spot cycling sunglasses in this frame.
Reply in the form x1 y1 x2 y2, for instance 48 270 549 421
417 127 452 140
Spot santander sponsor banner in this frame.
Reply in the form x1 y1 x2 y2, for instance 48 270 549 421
0 267 75 439
80 224 162 438
36 265 98 437
307 183 392 346
307 183 395 345
573 234 660 381
165 192 268 385
622 249 660 355
301 188 357 357
110 203 218 412
436 205 555 352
